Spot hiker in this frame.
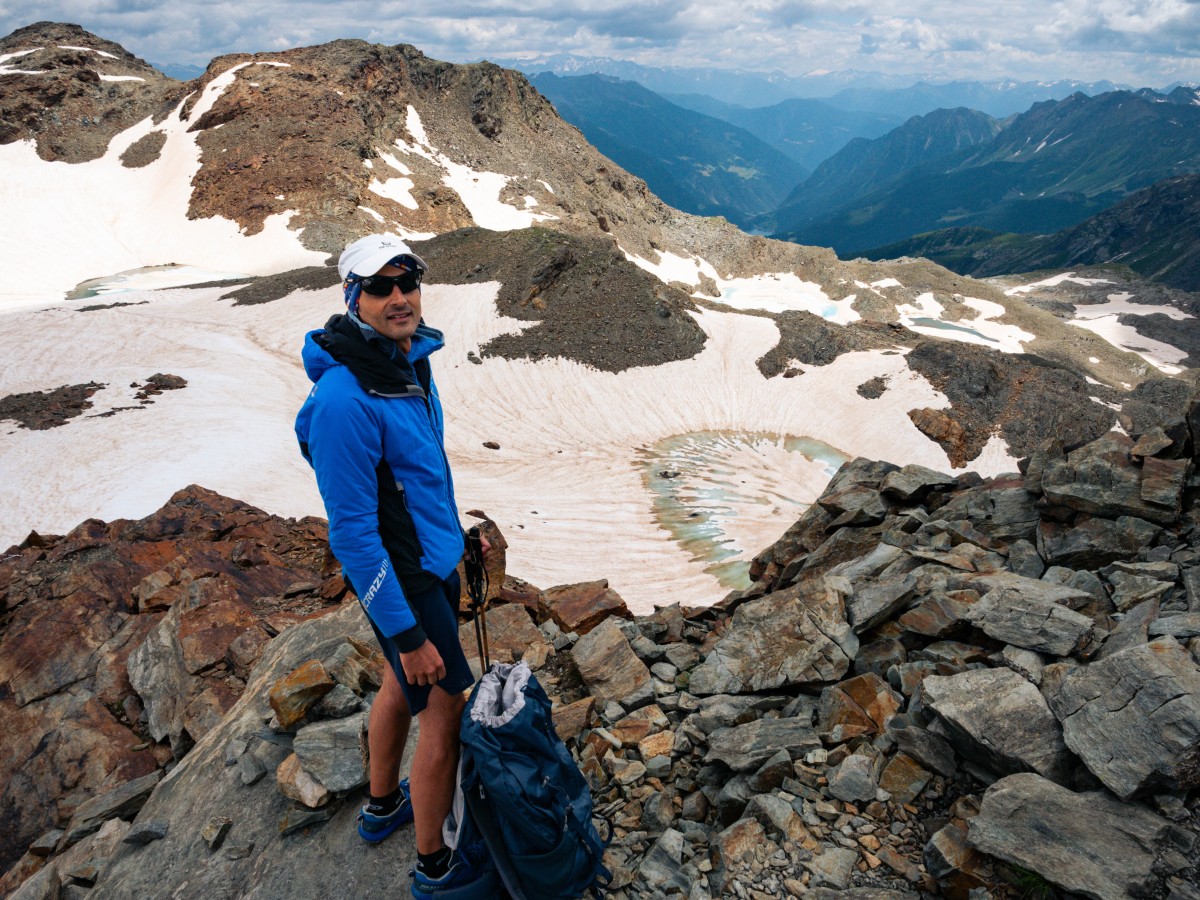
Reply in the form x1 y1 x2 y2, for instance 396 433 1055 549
295 233 486 897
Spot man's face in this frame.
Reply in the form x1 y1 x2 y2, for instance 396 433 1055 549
356 262 422 351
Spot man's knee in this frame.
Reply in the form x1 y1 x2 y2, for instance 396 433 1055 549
418 686 465 738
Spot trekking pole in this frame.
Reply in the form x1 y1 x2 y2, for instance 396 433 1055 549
465 526 491 671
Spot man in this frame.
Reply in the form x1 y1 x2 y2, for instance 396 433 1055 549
295 234 483 896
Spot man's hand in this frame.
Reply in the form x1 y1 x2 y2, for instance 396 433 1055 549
399 640 445 686
480 534 492 557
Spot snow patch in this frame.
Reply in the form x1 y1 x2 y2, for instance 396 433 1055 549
624 248 719 286
99 74 145 82
1005 272 1114 294
1068 316 1188 374
58 45 119 58
393 106 557 231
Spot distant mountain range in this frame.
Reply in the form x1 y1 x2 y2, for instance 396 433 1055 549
771 88 1200 255
529 73 808 226
498 54 1129 119
662 93 902 170
862 174 1200 292
765 108 1002 231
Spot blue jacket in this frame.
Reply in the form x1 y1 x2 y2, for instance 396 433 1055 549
295 313 464 650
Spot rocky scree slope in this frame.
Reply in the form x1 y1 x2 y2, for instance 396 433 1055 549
4 387 1200 898
0 22 185 162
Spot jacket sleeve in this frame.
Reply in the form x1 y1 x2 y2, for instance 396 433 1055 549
306 387 428 649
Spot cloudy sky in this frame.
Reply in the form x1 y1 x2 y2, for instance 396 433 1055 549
1 0 1197 87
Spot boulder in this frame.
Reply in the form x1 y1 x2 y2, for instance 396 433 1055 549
458 601 553 668
968 772 1186 899
570 619 652 708
923 667 1072 783
935 483 1040 544
1037 515 1162 569
704 715 821 771
268 660 335 730
540 579 631 635
878 754 931 805
964 587 1095 657
827 752 879 802
292 712 368 792
689 580 858 695
92 603 425 898
819 673 902 741
61 771 161 848
276 753 330 809
880 464 957 503
635 828 689 893
1041 432 1189 524
847 576 918 633
1047 637 1200 800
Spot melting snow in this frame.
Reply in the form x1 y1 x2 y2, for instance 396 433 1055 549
1005 272 1114 294
0 280 1016 612
1069 316 1188 374
58 45 119 58
1072 292 1193 321
625 248 719 286
0 60 326 309
99 74 145 82
393 106 557 231
896 294 1033 352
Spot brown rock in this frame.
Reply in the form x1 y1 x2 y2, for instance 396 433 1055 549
457 602 552 669
878 754 931 805
178 595 260 674
821 673 903 740
497 575 544 618
551 697 594 742
571 619 653 707
638 731 675 762
541 579 631 635
609 704 670 748
276 753 331 808
268 660 335 729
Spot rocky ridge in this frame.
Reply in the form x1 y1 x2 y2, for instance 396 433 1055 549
4 385 1200 898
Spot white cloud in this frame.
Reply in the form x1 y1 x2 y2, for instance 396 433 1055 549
0 0 1197 86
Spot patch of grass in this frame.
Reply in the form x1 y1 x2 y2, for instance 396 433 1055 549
1012 865 1059 900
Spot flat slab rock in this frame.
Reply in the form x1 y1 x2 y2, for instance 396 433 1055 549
923 667 1072 784
969 772 1191 900
964 586 1094 657
1047 637 1200 800
704 715 821 772
689 580 858 695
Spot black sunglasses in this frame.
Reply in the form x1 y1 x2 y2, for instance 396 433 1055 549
359 269 423 297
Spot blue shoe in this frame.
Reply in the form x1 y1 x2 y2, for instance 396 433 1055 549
357 778 413 843
410 843 488 897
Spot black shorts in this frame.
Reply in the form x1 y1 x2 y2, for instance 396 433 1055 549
362 570 474 715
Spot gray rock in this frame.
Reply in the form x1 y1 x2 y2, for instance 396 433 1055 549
92 604 425 900
62 771 162 848
238 750 267 786
807 891 918 900
880 464 957 503
1047 637 1200 800
1097 599 1159 659
714 775 754 826
29 828 64 856
1038 515 1162 569
1109 570 1175 611
1000 646 1046 684
965 587 1095 657
1149 613 1200 638
1041 432 1189 524
803 846 860 889
571 618 653 707
224 737 248 767
923 667 1072 784
663 642 698 670
704 716 821 772
847 576 918 633
1007 539 1045 579
313 683 361 718
293 713 368 792
968 772 1180 899
122 821 169 845
637 828 690 892
890 725 957 777
201 815 232 850
689 581 857 695
827 752 879 802
746 793 810 843
1185 567 1200 611
936 485 1040 543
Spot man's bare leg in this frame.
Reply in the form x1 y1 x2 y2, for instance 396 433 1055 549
409 684 466 854
368 663 412 796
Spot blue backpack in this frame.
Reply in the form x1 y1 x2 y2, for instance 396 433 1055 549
453 661 611 900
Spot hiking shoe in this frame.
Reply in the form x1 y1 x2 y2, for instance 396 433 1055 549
357 778 413 843
410 843 487 897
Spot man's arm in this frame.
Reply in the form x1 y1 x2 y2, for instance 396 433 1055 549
307 391 426 648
